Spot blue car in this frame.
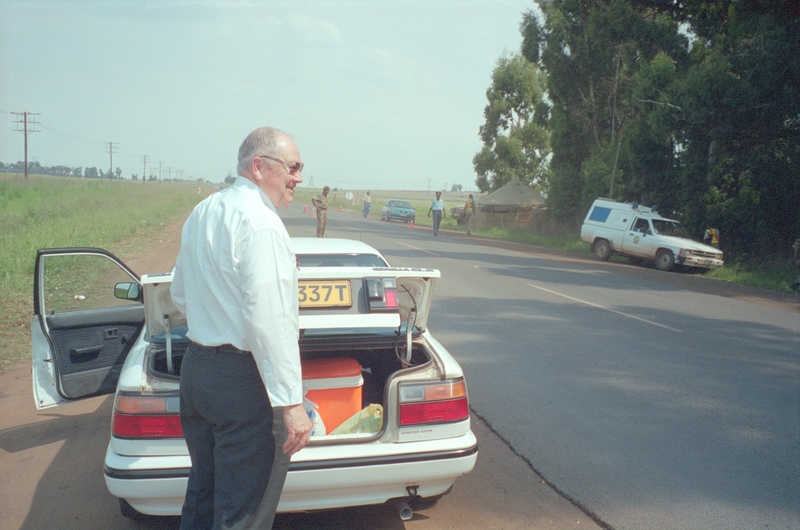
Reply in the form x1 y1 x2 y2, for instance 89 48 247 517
380 200 416 223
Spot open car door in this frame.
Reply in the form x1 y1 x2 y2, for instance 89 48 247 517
32 248 144 410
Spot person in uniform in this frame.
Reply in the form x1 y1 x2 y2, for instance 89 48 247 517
427 191 445 236
312 186 330 237
704 227 720 249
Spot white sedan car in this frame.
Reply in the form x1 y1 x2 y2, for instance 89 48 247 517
31 238 477 521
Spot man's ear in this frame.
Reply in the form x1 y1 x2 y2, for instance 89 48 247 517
251 156 267 183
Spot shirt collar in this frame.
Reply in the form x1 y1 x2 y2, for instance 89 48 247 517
234 176 278 214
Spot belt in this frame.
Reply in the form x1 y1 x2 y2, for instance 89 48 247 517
192 341 250 354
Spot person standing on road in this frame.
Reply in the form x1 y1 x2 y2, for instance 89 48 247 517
363 191 371 218
428 191 445 236
704 227 720 249
171 126 312 530
464 194 476 235
312 186 330 238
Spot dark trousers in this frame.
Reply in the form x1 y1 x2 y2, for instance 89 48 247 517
179 343 290 530
432 210 442 235
316 210 327 238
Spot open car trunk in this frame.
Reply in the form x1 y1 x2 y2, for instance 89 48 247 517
147 332 431 437
142 267 440 439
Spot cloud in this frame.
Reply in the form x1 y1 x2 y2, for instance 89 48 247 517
287 13 341 43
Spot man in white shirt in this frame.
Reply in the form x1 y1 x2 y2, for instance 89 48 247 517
427 191 445 236
171 126 311 529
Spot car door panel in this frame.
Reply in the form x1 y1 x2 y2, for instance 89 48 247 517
32 248 143 409
46 305 144 399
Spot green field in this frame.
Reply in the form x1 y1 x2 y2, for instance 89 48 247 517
0 174 209 367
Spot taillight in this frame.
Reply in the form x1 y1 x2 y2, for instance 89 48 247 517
398 379 469 426
366 278 399 311
112 394 184 438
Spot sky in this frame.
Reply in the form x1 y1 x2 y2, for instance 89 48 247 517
1 0 537 191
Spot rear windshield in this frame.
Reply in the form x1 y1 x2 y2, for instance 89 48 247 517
297 253 389 268
387 201 413 209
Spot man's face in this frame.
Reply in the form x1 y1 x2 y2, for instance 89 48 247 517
436 192 441 199
258 135 303 207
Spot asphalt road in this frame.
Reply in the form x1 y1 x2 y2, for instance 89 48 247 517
2 203 797 529
293 207 800 530
0 205 599 530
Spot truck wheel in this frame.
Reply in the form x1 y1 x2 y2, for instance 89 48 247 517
594 240 612 261
655 249 675 271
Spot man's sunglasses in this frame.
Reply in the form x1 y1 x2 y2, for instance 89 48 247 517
258 155 304 175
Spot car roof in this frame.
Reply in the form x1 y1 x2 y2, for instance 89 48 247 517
292 237 385 257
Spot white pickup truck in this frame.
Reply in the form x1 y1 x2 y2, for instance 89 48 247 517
581 198 724 271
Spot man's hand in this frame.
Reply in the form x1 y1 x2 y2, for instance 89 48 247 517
282 404 312 456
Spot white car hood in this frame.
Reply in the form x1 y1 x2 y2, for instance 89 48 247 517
657 235 721 253
141 267 439 341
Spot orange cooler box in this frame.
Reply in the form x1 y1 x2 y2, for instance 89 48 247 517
302 358 363 432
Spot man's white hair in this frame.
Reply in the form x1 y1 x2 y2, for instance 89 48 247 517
236 127 288 176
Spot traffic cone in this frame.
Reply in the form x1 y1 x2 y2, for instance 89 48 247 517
409 220 414 229
339 205 343 213
303 204 308 213
312 208 316 217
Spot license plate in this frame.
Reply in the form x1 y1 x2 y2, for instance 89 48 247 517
298 280 352 308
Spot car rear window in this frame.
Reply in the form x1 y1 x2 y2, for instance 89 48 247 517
588 206 612 222
297 253 389 267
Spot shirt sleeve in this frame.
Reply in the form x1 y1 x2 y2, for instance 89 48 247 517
236 227 303 408
170 234 187 316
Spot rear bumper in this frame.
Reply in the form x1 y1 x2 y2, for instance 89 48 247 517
104 432 478 516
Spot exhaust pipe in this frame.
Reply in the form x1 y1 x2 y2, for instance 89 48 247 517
394 498 413 521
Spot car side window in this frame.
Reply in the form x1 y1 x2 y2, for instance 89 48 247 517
41 254 141 315
633 218 650 235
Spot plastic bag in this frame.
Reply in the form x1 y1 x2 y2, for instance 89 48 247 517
330 404 384 435
303 397 326 437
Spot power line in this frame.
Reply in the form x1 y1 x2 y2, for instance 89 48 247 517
38 122 104 147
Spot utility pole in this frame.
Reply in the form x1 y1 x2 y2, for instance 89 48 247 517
141 155 149 183
105 142 118 180
159 161 163 183
12 111 40 179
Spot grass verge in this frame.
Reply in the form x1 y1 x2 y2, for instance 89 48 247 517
1 174 208 368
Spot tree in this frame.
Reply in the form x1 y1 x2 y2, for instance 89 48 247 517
522 0 688 217
450 184 463 192
85 167 99 179
473 53 550 193
521 0 800 257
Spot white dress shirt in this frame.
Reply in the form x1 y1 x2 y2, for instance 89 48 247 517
430 198 445 211
171 176 302 408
